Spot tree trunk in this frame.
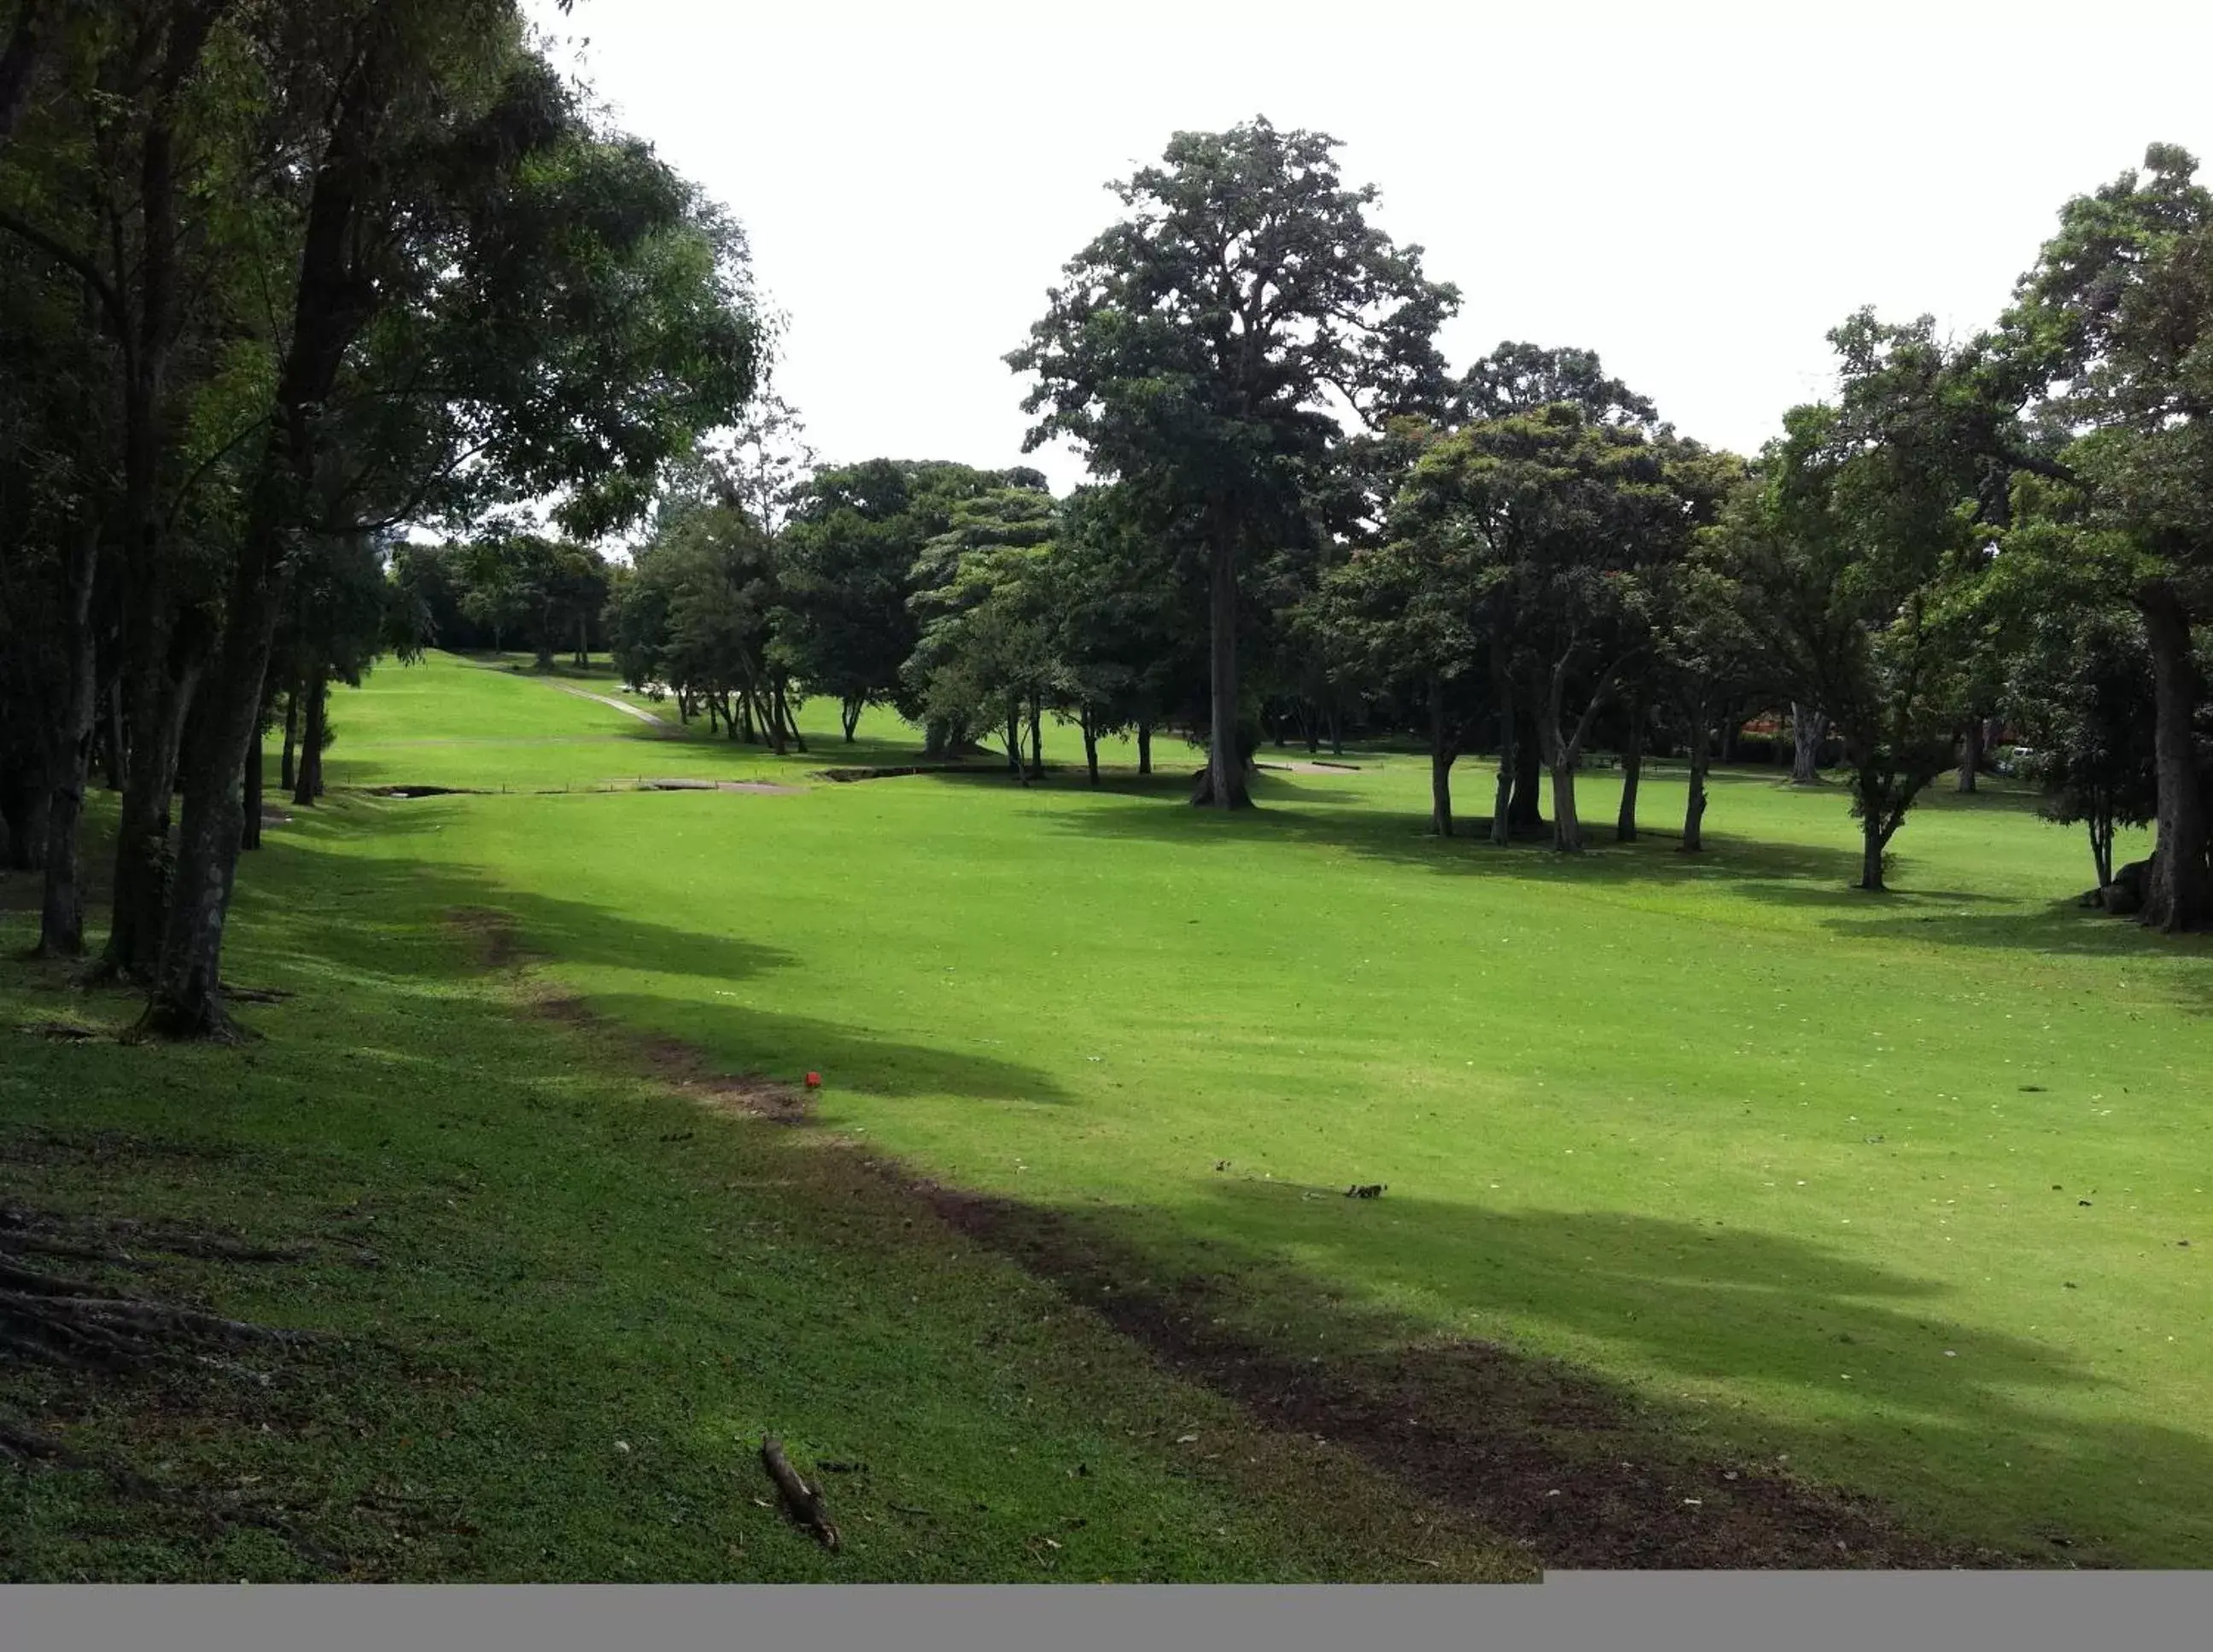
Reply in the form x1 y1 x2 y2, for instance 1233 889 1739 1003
1615 698 1644 844
1027 694 1043 781
841 697 861 742
292 671 326 807
575 612 588 668
1859 814 1889 893
1082 711 1100 786
1719 710 1739 765
141 67 382 1039
241 705 264 853
1428 686 1455 838
279 683 299 793
1681 715 1711 853
1328 703 1343 757
2138 581 2211 931
35 518 98 954
1508 705 1544 834
2087 806 2115 890
102 658 196 984
1548 761 1583 853
1956 716 1983 794
1136 721 1153 776
103 684 126 792
0 763 49 872
1790 703 1825 785
1005 705 1023 782
777 680 808 753
1489 696 1515 847
1194 530 1249 809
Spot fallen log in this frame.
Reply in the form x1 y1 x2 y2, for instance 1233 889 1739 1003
760 1434 840 1551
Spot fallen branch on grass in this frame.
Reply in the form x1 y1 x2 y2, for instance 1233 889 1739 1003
760 1435 841 1551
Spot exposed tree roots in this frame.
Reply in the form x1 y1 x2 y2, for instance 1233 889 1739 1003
0 1205 314 1375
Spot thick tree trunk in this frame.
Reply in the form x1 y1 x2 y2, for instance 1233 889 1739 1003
103 685 126 792
1137 721 1153 776
1026 694 1043 781
1681 717 1711 853
0 0 59 149
1428 687 1455 838
1194 532 1249 809
35 520 98 954
1790 703 1825 785
1005 705 1024 783
841 698 861 742
1508 706 1544 834
1548 762 1583 853
1859 814 1889 893
1 763 49 872
102 658 196 984
1615 698 1644 844
291 671 325 807
1956 716 1983 794
1082 713 1100 785
2138 582 2211 931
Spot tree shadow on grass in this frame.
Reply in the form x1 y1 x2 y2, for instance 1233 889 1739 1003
242 826 1073 1108
902 1172 2212 1567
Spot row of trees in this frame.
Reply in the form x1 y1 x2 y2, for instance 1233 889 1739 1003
0 0 762 1034
602 120 2190 922
977 121 2206 924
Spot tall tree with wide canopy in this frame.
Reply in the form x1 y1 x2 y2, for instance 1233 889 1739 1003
1998 143 2213 930
1008 116 1457 808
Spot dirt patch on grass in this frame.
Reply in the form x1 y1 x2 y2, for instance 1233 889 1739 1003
445 908 540 972
633 779 805 797
873 1182 2027 1572
446 911 817 1128
814 764 989 783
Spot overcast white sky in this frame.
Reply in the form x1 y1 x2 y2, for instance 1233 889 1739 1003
532 0 2213 495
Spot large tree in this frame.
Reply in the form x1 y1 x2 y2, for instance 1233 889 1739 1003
1717 316 1996 891
1998 143 2213 930
1008 116 1457 809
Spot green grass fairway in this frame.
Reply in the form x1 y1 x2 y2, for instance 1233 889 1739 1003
9 650 2208 1572
1 814 1522 1582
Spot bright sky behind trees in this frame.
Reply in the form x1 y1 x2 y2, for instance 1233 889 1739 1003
534 0 2213 488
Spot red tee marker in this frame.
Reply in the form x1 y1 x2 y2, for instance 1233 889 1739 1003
804 1071 822 1089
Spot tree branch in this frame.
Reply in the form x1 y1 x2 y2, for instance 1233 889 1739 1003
0 207 128 337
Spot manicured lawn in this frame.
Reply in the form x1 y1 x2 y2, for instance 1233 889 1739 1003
0 800 1521 1582
10 651 2207 1573
308 652 2210 1564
